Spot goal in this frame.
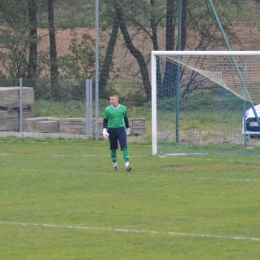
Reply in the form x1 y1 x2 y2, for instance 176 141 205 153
151 51 260 156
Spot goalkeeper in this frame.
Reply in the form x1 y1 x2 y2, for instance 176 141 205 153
103 94 132 172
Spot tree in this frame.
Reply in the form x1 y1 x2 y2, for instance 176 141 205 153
0 1 31 77
99 5 121 96
166 0 176 51
47 0 58 79
0 0 43 78
28 0 38 78
59 31 95 79
100 0 246 100
116 4 151 100
47 0 59 99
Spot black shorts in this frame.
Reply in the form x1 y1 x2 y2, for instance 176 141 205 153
108 127 127 150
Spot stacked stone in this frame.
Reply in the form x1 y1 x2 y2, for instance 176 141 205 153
0 87 34 131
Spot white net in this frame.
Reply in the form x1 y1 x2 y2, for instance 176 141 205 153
152 51 260 156
165 55 260 103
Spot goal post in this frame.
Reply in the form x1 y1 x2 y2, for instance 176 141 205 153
151 51 260 156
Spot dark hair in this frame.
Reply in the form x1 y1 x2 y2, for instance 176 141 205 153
110 94 118 98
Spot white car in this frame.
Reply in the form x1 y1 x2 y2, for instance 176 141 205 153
242 104 260 137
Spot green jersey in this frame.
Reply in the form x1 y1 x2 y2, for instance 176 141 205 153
104 104 128 129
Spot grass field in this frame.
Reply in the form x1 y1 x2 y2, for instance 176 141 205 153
1 137 260 259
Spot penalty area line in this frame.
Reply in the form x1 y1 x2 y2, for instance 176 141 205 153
0 153 140 158
0 221 260 242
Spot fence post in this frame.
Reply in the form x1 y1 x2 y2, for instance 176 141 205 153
19 78 23 133
86 79 93 138
89 79 93 138
242 62 247 148
95 0 99 141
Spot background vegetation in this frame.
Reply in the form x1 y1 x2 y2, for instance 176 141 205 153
1 0 260 100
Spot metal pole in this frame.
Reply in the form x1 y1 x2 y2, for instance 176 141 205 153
242 62 247 148
19 78 23 132
151 53 157 155
95 0 99 140
86 79 93 138
176 0 182 143
89 79 93 138
86 79 89 137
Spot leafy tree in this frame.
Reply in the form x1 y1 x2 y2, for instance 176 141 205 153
59 32 95 79
0 0 43 78
0 1 31 77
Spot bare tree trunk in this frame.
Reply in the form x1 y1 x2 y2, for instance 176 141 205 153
161 0 178 98
99 7 120 97
150 0 159 51
28 0 37 79
150 0 163 92
181 0 188 50
166 0 175 50
47 0 59 99
48 0 58 78
162 0 188 98
116 6 151 100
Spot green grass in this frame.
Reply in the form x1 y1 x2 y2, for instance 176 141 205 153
1 137 260 259
34 100 86 118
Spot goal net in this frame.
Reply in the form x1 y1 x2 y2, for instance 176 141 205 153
151 51 260 156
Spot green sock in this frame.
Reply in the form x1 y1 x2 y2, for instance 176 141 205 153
122 148 130 163
111 150 117 163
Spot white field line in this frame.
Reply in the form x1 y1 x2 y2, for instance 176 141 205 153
173 176 260 182
0 153 139 158
0 153 109 157
0 221 259 242
2 153 260 164
2 152 260 166
8 168 260 182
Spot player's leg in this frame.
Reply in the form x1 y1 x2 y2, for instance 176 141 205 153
111 150 117 170
122 148 131 169
118 127 132 172
108 128 119 170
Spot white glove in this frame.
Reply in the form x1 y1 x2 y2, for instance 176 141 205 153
103 128 109 138
126 128 130 136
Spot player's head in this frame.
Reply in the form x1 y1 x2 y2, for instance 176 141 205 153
110 94 119 107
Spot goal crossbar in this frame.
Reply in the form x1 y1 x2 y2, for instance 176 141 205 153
151 51 260 56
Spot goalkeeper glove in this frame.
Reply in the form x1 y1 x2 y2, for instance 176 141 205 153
103 128 109 138
126 128 130 136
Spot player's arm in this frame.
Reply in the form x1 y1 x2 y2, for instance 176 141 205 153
103 118 108 129
103 112 109 138
124 117 130 135
124 107 130 135
124 117 129 128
